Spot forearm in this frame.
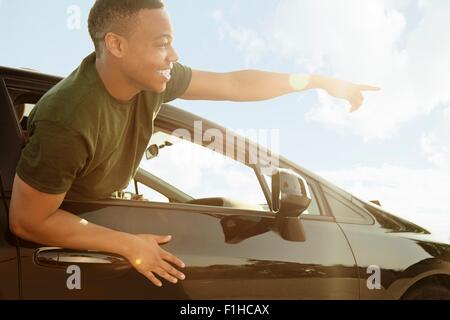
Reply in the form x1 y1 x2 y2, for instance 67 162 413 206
15 208 134 257
229 70 328 101
185 68 378 110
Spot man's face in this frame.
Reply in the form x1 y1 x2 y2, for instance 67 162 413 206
120 8 178 93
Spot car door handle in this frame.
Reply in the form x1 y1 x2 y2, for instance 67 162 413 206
35 247 129 267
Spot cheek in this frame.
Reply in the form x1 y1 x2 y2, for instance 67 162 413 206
124 46 166 86
137 43 165 63
127 53 155 75
148 51 166 66
142 53 166 78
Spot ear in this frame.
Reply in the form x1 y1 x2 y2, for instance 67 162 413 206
104 32 127 58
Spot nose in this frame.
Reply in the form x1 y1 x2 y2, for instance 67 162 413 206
167 45 179 64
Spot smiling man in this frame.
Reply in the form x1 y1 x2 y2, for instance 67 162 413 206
9 0 379 288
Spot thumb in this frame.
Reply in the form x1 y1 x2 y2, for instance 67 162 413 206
153 234 172 244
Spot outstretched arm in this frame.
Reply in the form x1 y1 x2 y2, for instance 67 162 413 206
181 69 380 112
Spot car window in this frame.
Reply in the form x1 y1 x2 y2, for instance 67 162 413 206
14 103 34 131
304 186 321 215
130 131 269 210
323 186 367 222
123 181 169 203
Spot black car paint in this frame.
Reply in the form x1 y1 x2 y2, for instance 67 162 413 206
0 66 449 299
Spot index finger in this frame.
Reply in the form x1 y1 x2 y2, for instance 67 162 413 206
359 84 380 91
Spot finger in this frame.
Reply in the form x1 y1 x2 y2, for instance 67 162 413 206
350 100 361 112
359 84 380 91
155 267 178 284
161 260 186 280
153 234 172 244
160 249 186 269
350 92 364 110
145 271 163 287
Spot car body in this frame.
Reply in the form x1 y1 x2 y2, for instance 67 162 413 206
0 66 449 300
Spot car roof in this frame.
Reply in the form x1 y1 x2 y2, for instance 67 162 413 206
0 66 61 83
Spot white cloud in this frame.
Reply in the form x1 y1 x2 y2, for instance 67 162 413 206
211 8 266 66
210 8 224 21
213 0 450 140
319 164 450 237
420 107 450 170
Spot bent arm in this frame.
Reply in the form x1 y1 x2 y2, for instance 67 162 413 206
9 174 186 287
9 174 133 256
9 174 185 286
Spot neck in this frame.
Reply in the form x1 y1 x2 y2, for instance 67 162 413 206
95 58 139 103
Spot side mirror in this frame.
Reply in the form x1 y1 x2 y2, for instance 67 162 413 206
145 144 159 160
271 168 312 217
270 169 312 242
145 141 173 160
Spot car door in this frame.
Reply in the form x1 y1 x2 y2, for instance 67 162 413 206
0 76 23 299
0 188 20 300
15 134 360 300
14 196 357 299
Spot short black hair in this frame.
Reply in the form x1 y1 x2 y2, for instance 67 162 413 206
88 0 165 54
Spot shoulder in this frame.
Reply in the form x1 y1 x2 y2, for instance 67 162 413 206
29 66 105 135
163 62 192 103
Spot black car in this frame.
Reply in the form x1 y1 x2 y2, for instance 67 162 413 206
0 66 449 299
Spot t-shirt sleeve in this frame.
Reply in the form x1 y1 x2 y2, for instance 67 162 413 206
16 121 89 194
163 62 192 103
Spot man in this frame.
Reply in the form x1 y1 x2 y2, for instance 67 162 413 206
9 0 379 288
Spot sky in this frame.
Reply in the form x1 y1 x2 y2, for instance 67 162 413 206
0 0 449 237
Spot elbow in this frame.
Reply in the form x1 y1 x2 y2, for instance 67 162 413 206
8 174 60 242
9 208 35 240
9 210 26 238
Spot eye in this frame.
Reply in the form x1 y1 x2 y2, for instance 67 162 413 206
157 42 170 49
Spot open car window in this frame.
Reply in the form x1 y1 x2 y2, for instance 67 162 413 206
125 130 270 211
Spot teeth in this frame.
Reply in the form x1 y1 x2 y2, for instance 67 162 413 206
158 69 171 79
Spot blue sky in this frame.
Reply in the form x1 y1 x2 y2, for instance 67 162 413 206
1 0 449 236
